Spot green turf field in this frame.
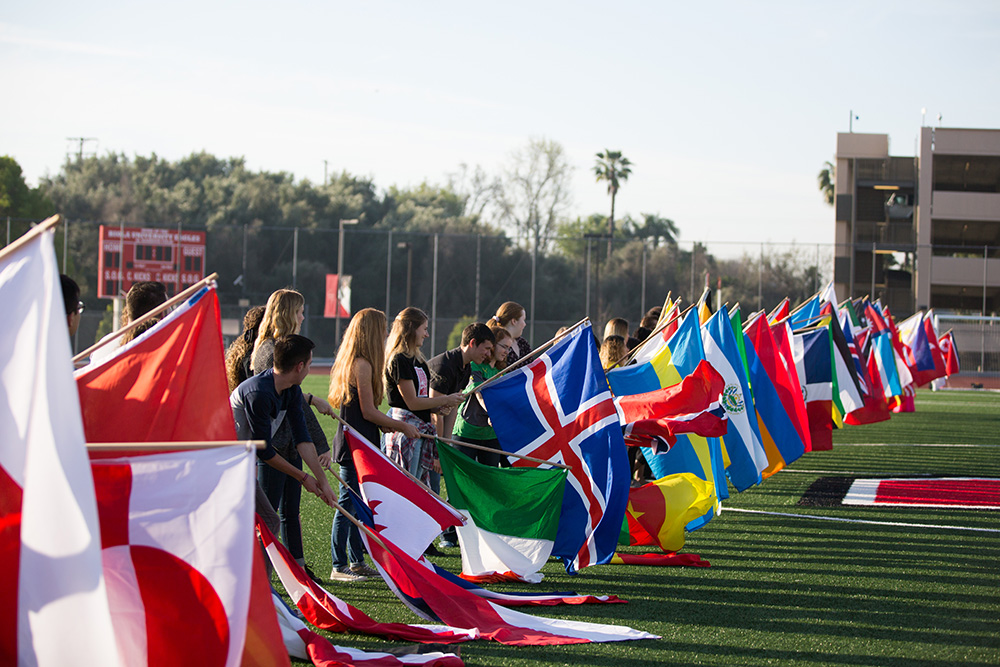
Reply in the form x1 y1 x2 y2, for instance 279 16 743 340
291 380 1000 666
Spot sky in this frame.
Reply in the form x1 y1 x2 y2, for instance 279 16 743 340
3 1 998 255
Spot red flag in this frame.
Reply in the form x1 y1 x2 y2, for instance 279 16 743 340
941 332 960 375
76 286 236 447
746 314 812 451
615 360 727 447
845 347 892 425
910 316 946 387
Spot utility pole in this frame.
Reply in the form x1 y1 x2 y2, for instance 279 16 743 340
66 137 97 161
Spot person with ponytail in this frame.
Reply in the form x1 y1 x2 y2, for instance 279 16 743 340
491 301 531 368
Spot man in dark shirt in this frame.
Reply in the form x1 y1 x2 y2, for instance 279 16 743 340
428 322 495 441
231 334 335 538
428 322 494 549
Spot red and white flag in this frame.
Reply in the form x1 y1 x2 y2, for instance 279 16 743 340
0 226 123 666
92 447 256 667
257 518 477 645
270 589 464 667
349 428 465 558
358 524 658 646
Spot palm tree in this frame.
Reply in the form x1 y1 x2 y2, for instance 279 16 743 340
817 160 835 206
594 150 632 259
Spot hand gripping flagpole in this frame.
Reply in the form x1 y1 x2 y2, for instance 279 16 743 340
72 272 221 363
427 433 571 470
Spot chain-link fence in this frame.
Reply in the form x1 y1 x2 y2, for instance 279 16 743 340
8 216 998 373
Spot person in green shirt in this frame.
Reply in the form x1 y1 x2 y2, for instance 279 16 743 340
452 325 514 467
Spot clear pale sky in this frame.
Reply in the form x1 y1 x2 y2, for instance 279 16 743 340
3 1 997 252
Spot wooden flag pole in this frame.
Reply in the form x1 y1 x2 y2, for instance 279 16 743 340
325 412 456 506
86 439 264 451
0 215 63 263
610 302 694 370
326 495 395 555
462 317 590 398
653 291 673 328
426 433 571 470
73 272 220 362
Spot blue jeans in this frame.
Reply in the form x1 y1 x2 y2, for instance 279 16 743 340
258 456 303 561
330 460 365 569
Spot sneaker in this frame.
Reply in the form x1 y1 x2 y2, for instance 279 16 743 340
439 539 459 549
328 566 367 582
349 563 380 578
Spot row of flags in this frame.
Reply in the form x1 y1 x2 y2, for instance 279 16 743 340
1 221 961 664
2 225 660 666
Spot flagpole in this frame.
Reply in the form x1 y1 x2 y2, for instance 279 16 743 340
325 495 396 556
609 303 694 370
0 214 62 262
326 466 465 532
653 291 672 328
73 272 220 362
86 439 264 451
463 317 590 397
325 412 458 505
428 433 571 470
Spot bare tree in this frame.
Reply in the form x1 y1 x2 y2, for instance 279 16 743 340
495 138 572 251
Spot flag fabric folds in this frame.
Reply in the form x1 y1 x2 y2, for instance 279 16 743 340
614 359 728 449
940 331 960 376
702 310 766 490
0 226 122 667
481 323 629 573
348 428 466 558
619 474 716 553
92 447 256 667
437 441 567 584
258 517 477 645
76 285 236 446
742 329 806 476
270 590 464 667
792 327 836 451
357 516 657 645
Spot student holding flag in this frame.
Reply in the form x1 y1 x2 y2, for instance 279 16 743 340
328 308 421 581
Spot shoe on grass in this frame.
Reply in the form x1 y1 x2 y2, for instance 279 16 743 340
439 539 458 549
349 563 380 578
328 566 367 582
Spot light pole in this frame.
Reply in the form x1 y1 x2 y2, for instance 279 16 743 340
336 218 358 348
397 241 413 307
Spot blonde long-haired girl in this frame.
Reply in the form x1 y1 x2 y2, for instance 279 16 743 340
327 308 419 580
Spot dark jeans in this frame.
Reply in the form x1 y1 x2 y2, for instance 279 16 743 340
258 456 304 561
455 435 504 467
330 460 365 569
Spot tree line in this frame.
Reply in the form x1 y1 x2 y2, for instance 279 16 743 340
1 143 823 347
